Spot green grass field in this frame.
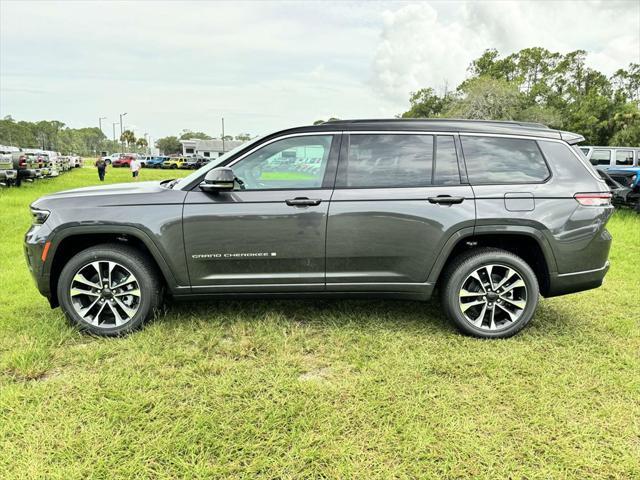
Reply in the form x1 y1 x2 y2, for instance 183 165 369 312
0 167 639 479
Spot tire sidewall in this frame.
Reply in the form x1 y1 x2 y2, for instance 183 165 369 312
444 252 539 339
57 247 156 335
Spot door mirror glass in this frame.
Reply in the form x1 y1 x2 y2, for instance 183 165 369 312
200 167 235 192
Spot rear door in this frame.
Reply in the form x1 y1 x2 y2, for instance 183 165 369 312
325 132 475 292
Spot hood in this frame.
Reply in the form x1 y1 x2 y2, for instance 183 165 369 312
43 181 166 199
30 181 181 210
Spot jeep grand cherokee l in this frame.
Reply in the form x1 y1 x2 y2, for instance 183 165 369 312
25 119 613 338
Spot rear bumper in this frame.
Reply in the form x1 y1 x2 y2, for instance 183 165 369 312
545 262 610 297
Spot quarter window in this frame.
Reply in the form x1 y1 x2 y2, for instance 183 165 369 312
615 150 633 166
590 149 611 166
337 134 434 188
461 136 550 184
232 135 332 190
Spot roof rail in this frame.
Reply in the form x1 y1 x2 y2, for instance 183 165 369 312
322 118 550 129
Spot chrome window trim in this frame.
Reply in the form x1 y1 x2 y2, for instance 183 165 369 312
181 129 604 189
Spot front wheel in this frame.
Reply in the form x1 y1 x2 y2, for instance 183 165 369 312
57 244 162 336
440 248 539 339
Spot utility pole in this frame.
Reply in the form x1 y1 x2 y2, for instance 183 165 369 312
221 117 225 153
98 117 106 153
120 112 127 152
112 122 118 153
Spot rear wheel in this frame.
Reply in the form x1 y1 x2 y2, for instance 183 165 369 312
57 244 162 336
440 248 539 338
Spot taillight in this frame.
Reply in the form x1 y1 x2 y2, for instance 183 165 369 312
574 192 612 206
18 155 27 167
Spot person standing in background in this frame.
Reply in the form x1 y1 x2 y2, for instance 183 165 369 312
95 157 107 181
130 156 141 181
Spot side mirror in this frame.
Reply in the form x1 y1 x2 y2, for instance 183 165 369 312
200 167 235 193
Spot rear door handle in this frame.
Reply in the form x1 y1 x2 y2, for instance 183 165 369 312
285 197 322 207
427 195 465 205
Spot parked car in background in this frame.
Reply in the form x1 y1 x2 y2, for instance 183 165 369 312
8 152 39 185
581 146 640 209
26 119 614 338
0 149 17 185
146 156 168 168
102 153 121 165
597 169 632 206
162 156 188 169
113 155 136 168
70 156 83 168
181 157 200 169
581 146 639 167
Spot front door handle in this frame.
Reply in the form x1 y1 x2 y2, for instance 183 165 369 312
427 195 465 205
285 197 322 207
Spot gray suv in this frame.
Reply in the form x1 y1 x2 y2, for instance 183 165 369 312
25 119 613 338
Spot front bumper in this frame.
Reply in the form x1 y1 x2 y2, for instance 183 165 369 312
24 223 54 303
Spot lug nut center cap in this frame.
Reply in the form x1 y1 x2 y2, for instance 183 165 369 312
487 291 498 301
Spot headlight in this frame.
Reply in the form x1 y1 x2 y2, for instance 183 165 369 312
31 208 50 225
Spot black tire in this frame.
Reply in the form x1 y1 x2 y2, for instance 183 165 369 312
440 247 539 339
57 244 163 336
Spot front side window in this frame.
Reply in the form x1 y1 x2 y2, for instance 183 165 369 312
461 136 550 184
615 150 633 166
590 149 611 165
232 135 332 190
338 134 434 188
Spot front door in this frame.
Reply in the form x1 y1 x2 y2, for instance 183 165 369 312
183 134 339 293
326 133 476 291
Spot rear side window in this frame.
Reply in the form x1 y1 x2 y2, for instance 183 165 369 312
338 134 433 188
615 150 633 166
590 149 611 165
460 136 550 184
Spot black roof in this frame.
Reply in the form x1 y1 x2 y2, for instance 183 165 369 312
273 118 583 143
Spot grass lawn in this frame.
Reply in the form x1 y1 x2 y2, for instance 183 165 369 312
0 167 639 479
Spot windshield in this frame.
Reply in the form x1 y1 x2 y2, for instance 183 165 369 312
174 135 264 189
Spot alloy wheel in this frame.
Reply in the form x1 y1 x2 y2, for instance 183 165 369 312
458 264 528 331
69 261 141 327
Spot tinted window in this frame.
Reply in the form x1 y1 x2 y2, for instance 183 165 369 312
461 136 550 183
338 134 433 188
615 150 633 166
434 136 460 185
233 135 332 190
590 149 611 165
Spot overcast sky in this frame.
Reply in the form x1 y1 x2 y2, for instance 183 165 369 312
1 0 639 140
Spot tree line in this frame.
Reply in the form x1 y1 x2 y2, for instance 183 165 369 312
400 47 639 145
0 118 253 156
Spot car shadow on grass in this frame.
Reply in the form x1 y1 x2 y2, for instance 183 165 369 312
156 295 576 339
161 296 455 335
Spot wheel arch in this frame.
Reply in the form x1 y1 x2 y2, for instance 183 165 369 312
428 226 558 297
46 226 178 308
